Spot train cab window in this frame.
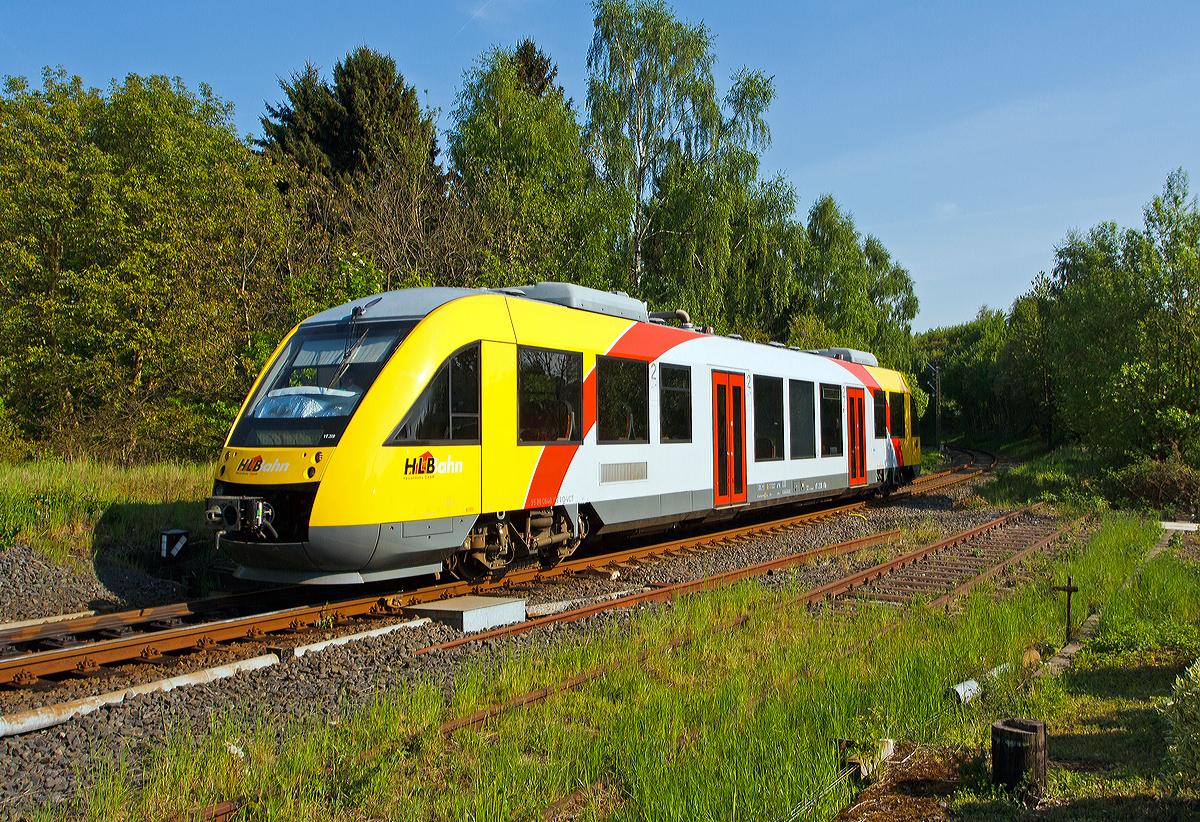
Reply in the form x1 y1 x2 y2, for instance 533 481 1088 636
231 319 415 448
874 390 888 439
789 379 816 459
518 347 583 444
820 384 843 457
754 375 784 461
659 364 692 443
387 343 480 445
889 391 907 438
597 356 649 443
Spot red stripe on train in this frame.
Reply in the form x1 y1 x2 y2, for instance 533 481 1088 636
829 359 882 392
606 322 697 361
523 369 597 508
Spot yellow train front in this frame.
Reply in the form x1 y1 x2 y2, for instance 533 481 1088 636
205 283 921 584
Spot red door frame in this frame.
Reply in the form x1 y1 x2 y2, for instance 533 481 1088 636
712 371 748 505
847 387 866 486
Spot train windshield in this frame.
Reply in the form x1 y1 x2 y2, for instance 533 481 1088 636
229 320 416 448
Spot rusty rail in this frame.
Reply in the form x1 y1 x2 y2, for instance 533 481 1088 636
417 530 899 657
438 506 1061 743
0 502 879 686
5 451 995 688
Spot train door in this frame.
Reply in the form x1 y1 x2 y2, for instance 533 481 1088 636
712 371 747 506
847 386 866 486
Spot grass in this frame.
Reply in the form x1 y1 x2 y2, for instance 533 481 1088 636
45 512 1173 821
949 546 1200 820
0 459 213 567
922 446 951 474
975 448 1109 517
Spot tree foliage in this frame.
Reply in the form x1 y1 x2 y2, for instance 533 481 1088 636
586 0 771 287
0 69 288 461
793 196 919 369
923 170 1200 469
260 47 437 183
449 40 618 288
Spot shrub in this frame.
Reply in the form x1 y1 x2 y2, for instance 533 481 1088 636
1105 457 1200 510
1161 656 1200 790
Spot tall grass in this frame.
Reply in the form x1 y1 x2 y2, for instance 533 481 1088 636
56 513 1164 821
0 460 213 566
977 448 1109 516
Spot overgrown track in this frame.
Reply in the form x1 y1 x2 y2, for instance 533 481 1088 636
436 503 1068 737
174 501 1068 822
0 450 991 689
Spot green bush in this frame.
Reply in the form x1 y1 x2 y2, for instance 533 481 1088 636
1105 456 1200 510
1161 657 1200 791
1090 620 1200 656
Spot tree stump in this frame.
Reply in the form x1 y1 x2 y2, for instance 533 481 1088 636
991 717 1047 795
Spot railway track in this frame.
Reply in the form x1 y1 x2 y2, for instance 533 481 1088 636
171 500 1072 822
432 503 1067 740
0 448 992 690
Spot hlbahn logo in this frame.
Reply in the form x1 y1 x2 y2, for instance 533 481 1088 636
404 451 462 478
236 455 290 474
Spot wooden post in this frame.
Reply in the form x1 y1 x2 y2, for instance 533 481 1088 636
1052 576 1079 644
991 718 1047 795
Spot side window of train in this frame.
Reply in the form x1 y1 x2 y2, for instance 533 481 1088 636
518 346 583 444
597 356 649 443
754 375 784 461
659 364 692 443
820 383 843 457
789 379 816 459
889 391 907 438
874 390 888 439
387 343 480 445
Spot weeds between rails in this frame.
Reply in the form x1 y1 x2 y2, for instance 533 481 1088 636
53 514 1165 822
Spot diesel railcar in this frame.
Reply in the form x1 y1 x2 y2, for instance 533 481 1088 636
204 283 921 584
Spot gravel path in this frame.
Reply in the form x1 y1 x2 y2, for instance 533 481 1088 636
0 478 1053 817
0 545 182 625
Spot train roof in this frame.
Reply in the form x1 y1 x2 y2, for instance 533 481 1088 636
300 283 906 386
301 282 649 327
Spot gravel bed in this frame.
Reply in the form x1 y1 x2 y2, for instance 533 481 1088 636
0 544 182 625
0 477 1053 817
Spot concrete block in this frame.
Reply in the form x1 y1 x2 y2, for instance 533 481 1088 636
406 595 525 633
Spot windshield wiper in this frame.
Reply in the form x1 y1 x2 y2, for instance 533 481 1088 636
328 328 368 389
329 296 383 389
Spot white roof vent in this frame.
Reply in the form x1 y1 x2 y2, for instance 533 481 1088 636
501 282 649 323
813 347 880 367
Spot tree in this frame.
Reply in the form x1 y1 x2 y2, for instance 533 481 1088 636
513 38 564 100
263 48 474 298
915 309 1007 436
0 69 290 460
1047 170 1200 464
643 148 804 340
994 275 1055 447
449 41 618 288
795 196 918 369
586 0 771 287
260 47 437 183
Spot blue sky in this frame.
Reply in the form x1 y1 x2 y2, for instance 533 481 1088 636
2 1 1196 331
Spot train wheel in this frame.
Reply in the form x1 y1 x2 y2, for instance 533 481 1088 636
446 551 508 582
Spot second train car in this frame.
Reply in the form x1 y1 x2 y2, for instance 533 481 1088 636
205 283 921 583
